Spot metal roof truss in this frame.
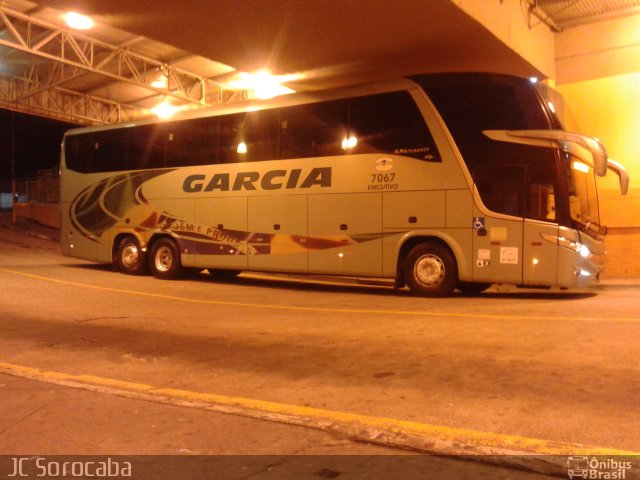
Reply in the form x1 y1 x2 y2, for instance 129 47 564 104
0 4 243 125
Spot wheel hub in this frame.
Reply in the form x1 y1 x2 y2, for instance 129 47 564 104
414 254 445 286
155 246 173 272
121 243 139 268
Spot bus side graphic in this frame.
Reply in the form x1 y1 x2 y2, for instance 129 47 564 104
69 170 390 256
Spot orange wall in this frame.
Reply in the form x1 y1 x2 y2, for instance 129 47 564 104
555 14 640 277
558 74 640 228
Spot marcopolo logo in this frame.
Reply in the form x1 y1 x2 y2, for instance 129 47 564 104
375 157 393 172
183 167 332 193
567 456 633 479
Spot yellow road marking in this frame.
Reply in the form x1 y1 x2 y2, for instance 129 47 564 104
0 360 636 457
0 266 637 322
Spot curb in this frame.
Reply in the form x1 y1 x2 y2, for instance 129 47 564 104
0 361 637 477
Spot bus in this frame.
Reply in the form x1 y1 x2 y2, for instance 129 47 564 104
60 73 629 297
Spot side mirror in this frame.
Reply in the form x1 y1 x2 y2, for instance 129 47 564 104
483 130 608 176
607 159 629 196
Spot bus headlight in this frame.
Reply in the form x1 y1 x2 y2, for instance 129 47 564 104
541 234 591 258
558 236 590 258
578 244 591 258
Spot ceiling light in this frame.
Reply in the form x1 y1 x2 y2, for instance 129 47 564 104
341 136 358 150
150 75 168 89
65 12 94 30
226 70 300 99
151 102 179 119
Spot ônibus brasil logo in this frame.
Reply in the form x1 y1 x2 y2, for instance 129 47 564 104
567 456 633 479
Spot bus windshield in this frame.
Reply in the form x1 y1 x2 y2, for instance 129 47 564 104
566 154 601 233
413 74 566 224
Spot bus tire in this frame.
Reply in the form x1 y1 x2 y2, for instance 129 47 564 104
457 281 492 296
149 237 182 280
404 242 457 297
115 235 147 275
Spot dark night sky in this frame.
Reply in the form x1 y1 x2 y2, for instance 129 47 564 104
0 109 75 189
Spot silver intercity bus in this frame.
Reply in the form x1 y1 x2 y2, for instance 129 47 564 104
60 73 629 296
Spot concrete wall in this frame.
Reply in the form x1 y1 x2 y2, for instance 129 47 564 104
453 0 556 78
14 202 61 229
555 14 640 277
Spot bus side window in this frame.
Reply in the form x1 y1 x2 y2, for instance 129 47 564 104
66 134 95 173
347 91 441 161
93 129 128 172
474 166 525 218
129 124 166 170
219 112 246 163
166 117 218 167
242 109 279 162
278 100 348 160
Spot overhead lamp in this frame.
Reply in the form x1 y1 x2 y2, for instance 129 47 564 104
341 136 358 150
151 66 171 89
65 12 94 30
151 101 179 119
150 75 169 89
226 70 299 99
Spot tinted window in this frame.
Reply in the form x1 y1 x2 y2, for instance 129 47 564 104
65 90 440 173
414 75 565 222
418 82 550 146
239 109 279 162
348 92 439 161
278 99 348 159
66 129 129 173
471 149 560 221
65 133 96 173
93 129 129 171
218 112 246 164
166 117 218 167
129 124 166 170
474 166 525 218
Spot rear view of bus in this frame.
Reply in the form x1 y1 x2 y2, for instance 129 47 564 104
414 74 628 291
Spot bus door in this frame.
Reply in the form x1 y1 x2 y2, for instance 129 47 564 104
523 219 558 286
471 166 524 285
522 169 559 286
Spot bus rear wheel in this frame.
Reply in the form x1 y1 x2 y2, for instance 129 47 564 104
115 235 147 275
149 237 182 280
404 242 457 297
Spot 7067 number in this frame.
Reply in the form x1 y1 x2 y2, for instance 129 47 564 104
371 173 395 183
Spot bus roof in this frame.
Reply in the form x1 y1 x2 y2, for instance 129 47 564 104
64 72 534 137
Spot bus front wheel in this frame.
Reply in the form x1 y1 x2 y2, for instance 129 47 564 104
115 235 147 275
404 243 457 297
149 237 182 280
